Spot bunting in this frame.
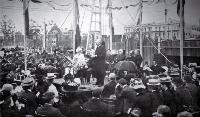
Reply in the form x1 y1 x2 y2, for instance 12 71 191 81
155 0 166 4
80 2 140 11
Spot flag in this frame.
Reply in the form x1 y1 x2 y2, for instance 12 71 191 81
112 26 114 35
136 12 141 25
75 24 81 49
22 0 42 37
23 0 30 37
177 0 185 17
75 0 80 23
74 0 80 50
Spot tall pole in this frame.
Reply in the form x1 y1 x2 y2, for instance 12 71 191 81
99 0 102 37
180 0 184 79
23 0 27 71
139 0 143 57
43 19 47 52
13 32 16 46
164 0 167 40
108 0 113 50
158 36 161 53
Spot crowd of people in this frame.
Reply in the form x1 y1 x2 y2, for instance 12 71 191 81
0 39 200 117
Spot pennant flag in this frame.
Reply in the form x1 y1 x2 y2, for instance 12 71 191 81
23 0 30 37
21 0 42 37
30 0 42 3
75 0 80 23
74 0 81 49
136 13 141 25
112 26 114 35
177 0 185 17
75 24 81 49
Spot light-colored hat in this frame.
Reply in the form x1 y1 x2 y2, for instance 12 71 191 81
170 72 180 77
188 63 197 67
76 47 82 53
74 78 81 85
130 78 146 89
147 78 161 85
46 73 56 79
22 77 35 86
160 76 172 83
24 70 31 76
109 73 116 80
0 84 13 92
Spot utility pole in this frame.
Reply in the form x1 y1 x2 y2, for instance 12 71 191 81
139 0 143 57
180 0 184 79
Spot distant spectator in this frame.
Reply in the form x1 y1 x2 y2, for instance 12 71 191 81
128 108 142 117
36 92 65 117
177 111 193 117
83 89 114 117
101 73 117 98
171 77 193 112
152 105 171 117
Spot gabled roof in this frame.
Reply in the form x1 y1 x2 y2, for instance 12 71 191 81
48 24 62 35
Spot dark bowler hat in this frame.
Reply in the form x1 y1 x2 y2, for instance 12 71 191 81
42 92 55 100
118 78 127 85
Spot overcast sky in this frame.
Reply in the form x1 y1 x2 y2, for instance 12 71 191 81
0 0 200 35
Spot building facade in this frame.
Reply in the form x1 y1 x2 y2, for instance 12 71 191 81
47 25 73 53
124 20 200 65
47 24 62 52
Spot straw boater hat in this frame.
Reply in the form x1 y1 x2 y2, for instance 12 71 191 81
130 78 146 89
147 78 161 86
46 73 56 80
22 77 35 87
170 72 180 77
159 74 172 83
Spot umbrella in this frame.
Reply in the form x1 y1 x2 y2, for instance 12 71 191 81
114 61 137 72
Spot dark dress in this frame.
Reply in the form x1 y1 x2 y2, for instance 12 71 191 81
93 44 106 86
174 84 193 112
101 81 117 98
36 103 65 117
134 90 152 117
18 90 37 116
82 98 114 117
115 86 137 114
